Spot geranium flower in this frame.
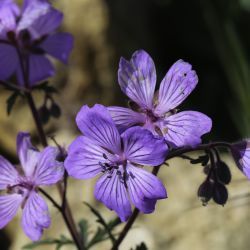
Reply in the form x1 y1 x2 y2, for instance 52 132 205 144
65 104 168 221
0 0 73 85
0 132 64 240
108 50 212 148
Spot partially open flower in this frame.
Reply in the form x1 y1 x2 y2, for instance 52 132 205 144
231 140 250 179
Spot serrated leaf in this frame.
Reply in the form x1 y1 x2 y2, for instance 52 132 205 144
22 236 73 250
84 202 104 223
55 236 73 250
83 202 122 248
107 217 121 231
87 227 107 248
6 91 19 115
22 238 57 249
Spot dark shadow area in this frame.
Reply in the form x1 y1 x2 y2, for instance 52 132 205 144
106 0 250 141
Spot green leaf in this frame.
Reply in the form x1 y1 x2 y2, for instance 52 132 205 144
83 202 121 249
22 236 73 250
22 238 57 249
87 227 108 249
78 219 89 245
84 202 121 244
107 217 121 231
55 235 74 250
6 91 19 115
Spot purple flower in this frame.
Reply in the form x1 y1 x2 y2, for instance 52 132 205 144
0 0 73 86
108 50 212 148
0 132 64 241
65 104 168 221
231 140 250 179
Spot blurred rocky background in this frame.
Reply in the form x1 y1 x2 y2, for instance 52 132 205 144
0 0 250 249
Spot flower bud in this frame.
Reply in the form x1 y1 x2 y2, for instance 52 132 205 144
212 183 228 206
50 103 61 118
197 180 214 205
215 161 231 185
38 105 50 124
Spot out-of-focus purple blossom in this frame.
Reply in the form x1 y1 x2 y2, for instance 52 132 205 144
65 104 168 221
0 0 73 86
0 132 64 241
108 50 212 148
231 140 250 179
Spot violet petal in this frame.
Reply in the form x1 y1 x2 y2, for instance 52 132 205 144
65 136 104 179
108 106 146 133
21 191 50 241
127 164 167 213
0 44 18 80
40 32 74 64
33 146 64 186
94 170 132 222
155 60 198 115
17 132 40 178
0 156 19 190
76 104 121 154
0 194 22 229
161 111 212 148
122 126 168 166
118 50 156 110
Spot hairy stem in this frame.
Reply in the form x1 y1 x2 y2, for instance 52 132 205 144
16 48 84 250
111 141 231 249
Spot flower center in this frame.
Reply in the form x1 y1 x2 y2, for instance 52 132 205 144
145 109 159 123
99 153 128 185
7 177 35 196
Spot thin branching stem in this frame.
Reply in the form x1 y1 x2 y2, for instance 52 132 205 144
62 173 68 211
15 47 84 250
38 188 81 250
111 141 232 249
38 188 62 211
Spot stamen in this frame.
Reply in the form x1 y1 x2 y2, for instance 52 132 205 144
103 153 108 159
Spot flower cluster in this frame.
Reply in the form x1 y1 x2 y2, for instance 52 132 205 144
0 1 250 247
65 50 213 221
0 0 73 86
